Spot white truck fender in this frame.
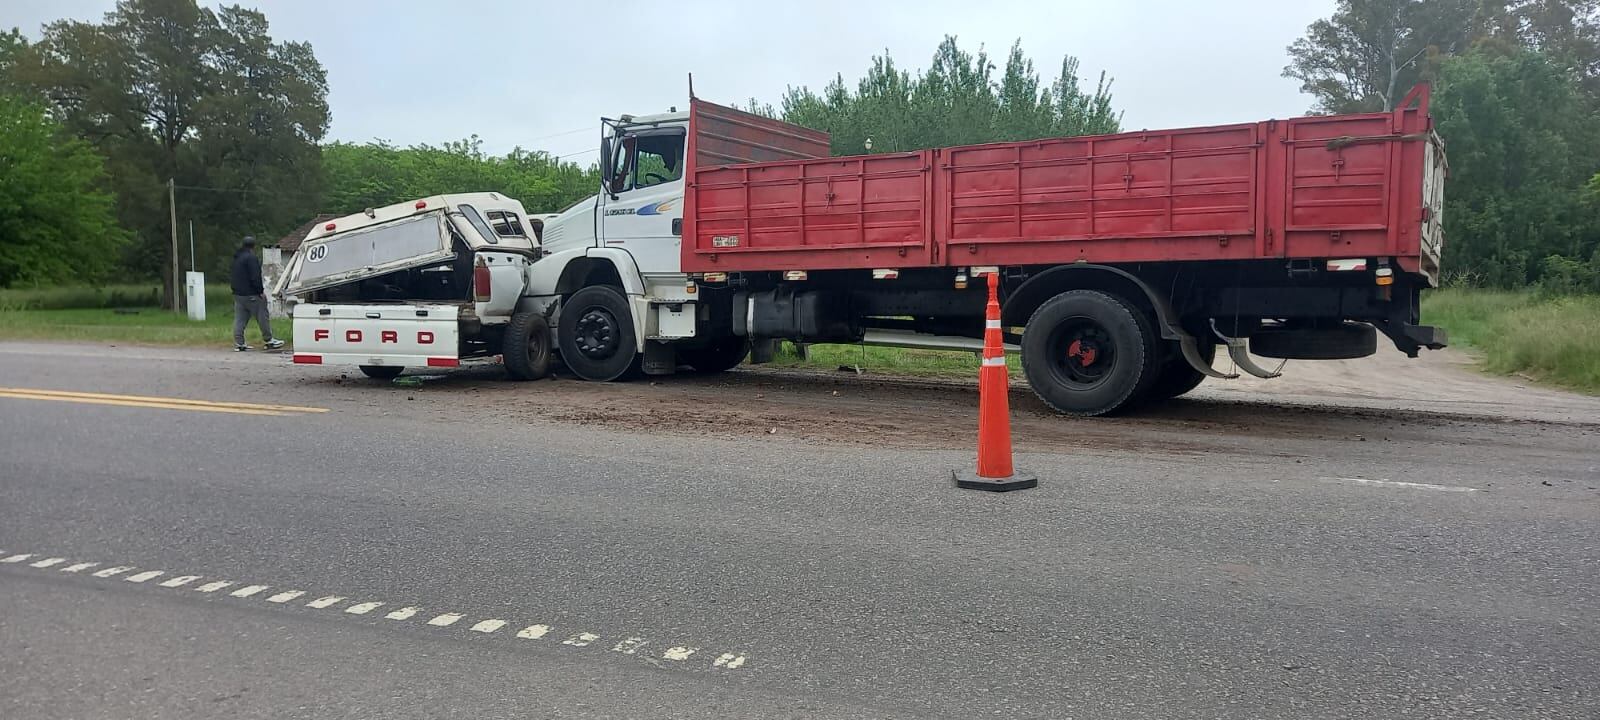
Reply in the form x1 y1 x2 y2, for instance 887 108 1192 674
521 246 650 353
582 247 647 297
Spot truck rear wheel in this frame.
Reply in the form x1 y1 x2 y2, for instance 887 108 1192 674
358 365 404 380
558 285 639 381
503 311 552 381
1149 340 1214 400
1021 290 1158 417
678 336 750 374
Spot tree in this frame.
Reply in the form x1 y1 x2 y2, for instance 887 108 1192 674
321 140 599 218
1432 48 1600 286
0 28 29 97
9 0 329 305
776 36 1120 156
1284 0 1477 113
0 95 129 286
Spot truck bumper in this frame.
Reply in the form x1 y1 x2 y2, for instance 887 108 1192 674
1379 322 1447 358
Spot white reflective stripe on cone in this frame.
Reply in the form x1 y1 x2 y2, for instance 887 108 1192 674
985 320 1002 329
982 357 1006 366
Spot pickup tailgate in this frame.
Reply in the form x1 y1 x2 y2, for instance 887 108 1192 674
291 303 462 368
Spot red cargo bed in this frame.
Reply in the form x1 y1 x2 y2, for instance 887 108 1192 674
683 88 1442 280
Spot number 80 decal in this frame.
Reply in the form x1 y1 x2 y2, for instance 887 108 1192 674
306 244 328 263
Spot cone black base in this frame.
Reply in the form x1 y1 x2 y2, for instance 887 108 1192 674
953 469 1038 492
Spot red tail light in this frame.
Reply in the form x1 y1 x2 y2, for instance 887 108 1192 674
426 357 460 367
292 354 322 364
473 258 492 302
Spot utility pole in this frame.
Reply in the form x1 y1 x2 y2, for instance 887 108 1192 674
169 178 180 312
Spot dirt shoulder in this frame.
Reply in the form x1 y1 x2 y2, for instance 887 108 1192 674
5 341 1597 473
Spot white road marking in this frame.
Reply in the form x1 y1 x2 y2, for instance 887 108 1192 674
516 624 550 639
563 632 600 647
8 548 753 671
612 637 648 654
1323 476 1479 493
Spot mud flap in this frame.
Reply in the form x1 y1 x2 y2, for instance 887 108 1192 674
1178 333 1238 379
642 341 676 375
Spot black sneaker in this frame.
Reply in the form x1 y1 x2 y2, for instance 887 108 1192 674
264 339 285 350
235 344 252 352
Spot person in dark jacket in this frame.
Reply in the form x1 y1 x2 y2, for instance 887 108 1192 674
230 236 283 351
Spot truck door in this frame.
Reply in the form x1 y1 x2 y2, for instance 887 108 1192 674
599 129 686 273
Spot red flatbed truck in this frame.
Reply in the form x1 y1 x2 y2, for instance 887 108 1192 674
527 85 1447 416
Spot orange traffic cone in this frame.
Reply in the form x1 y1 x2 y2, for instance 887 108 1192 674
954 272 1038 492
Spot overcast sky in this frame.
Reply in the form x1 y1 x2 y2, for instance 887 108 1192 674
8 0 1333 159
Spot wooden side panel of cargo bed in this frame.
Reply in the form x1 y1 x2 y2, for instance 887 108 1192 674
689 152 937 271
939 124 1263 266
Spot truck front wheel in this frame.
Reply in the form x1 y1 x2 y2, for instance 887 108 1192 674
558 285 639 381
1021 290 1158 416
503 311 552 381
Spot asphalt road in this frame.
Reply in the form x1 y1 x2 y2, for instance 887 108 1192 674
2 342 1598 719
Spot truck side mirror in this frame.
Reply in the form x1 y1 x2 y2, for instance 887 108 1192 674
600 135 618 199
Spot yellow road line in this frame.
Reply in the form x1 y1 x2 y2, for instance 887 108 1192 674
0 387 327 414
0 390 289 416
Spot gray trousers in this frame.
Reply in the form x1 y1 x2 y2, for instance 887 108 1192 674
233 295 274 345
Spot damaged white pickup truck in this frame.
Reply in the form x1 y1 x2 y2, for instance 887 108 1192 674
274 193 555 380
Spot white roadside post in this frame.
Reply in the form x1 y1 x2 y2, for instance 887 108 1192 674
185 271 206 321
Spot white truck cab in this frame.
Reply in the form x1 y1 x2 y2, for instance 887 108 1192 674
527 110 733 380
276 192 556 380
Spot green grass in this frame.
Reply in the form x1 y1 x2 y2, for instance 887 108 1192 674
766 342 1020 378
0 306 289 347
0 283 238 312
1422 288 1600 393
0 283 162 311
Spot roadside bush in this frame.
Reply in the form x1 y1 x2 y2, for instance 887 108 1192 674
0 284 160 311
1536 255 1600 297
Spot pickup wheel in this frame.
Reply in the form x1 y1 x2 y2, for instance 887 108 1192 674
358 365 404 380
1020 290 1159 417
558 285 639 381
503 311 552 381
678 336 750 374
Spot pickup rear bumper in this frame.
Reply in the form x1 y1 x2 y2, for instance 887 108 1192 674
291 352 461 368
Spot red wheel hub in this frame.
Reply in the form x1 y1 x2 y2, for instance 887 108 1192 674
1067 339 1099 367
